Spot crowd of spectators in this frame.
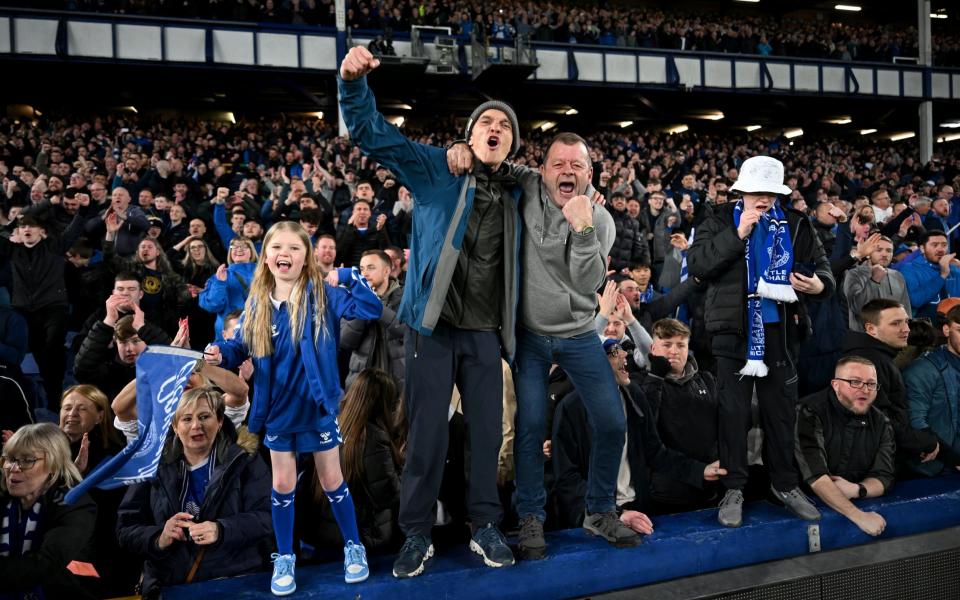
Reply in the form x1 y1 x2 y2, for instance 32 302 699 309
10 0 960 66
2 106 960 597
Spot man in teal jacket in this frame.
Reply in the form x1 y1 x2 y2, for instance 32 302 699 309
339 46 521 578
903 304 960 475
899 230 960 319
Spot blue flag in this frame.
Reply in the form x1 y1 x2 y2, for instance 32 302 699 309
65 346 201 504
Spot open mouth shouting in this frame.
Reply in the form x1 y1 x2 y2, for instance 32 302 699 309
275 259 293 274
487 135 501 151
557 179 577 196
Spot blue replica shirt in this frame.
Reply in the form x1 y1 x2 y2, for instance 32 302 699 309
213 268 383 434
266 296 330 435
183 457 211 518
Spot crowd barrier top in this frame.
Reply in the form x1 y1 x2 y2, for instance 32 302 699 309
2 8 959 102
165 472 960 600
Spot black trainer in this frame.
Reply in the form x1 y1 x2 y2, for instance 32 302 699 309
392 534 434 578
518 515 547 560
583 511 641 548
469 523 516 568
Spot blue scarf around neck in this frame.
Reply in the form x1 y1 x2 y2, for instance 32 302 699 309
734 200 797 377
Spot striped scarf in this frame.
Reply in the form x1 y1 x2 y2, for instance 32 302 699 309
1 496 43 558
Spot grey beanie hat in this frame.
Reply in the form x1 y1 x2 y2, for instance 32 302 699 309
464 100 520 157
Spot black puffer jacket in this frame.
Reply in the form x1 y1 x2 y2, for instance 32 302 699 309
340 280 406 392
687 202 835 358
607 208 651 271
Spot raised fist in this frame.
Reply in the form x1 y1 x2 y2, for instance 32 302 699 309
340 46 381 81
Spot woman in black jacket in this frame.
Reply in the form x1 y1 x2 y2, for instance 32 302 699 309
116 387 272 599
298 369 403 555
178 238 220 349
0 423 98 599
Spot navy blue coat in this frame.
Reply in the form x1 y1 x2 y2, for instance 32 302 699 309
116 432 272 596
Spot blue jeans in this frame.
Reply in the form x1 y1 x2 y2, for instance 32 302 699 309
513 328 625 521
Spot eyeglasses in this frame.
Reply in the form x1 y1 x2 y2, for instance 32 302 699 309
1 455 45 472
834 378 880 391
604 343 625 356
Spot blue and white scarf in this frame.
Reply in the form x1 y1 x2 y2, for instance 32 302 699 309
1 497 43 558
734 200 797 377
638 285 654 304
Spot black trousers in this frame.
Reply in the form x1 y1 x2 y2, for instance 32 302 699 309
19 305 68 410
716 326 800 492
398 323 504 538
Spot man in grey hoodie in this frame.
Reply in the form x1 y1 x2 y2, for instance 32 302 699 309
508 133 637 557
447 132 638 557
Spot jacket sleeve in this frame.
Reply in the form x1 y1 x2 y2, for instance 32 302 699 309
867 415 896 492
338 76 453 200
687 214 744 282
842 266 872 325
328 268 383 322
569 227 609 296
362 432 401 513
213 203 236 248
125 207 151 234
116 482 169 561
73 321 116 382
213 317 250 371
215 455 273 551
198 273 228 314
626 319 653 367
338 317 368 351
800 218 835 302
646 278 699 321
633 221 651 266
658 248 683 290
551 395 589 528
900 262 946 310
903 360 935 430
0 493 97 589
795 402 830 486
380 303 406 341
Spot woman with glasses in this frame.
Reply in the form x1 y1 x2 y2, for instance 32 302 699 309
116 387 272 599
1 422 98 599
200 237 258 342
179 238 221 349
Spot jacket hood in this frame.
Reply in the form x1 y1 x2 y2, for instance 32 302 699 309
666 355 700 385
841 330 898 359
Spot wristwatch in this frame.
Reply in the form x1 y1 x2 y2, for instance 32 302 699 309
575 225 595 236
857 483 868 499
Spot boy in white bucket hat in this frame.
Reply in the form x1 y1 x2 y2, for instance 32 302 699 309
687 156 835 528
